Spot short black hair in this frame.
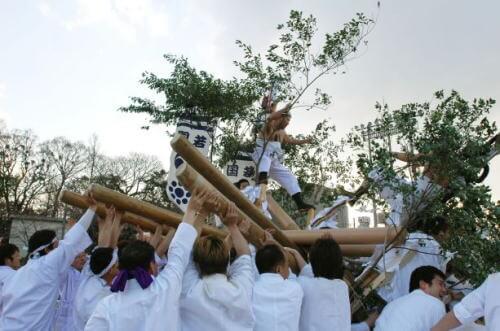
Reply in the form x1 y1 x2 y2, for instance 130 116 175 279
309 237 344 279
0 244 19 265
234 179 250 189
118 240 155 271
409 265 446 292
28 229 57 255
90 247 114 275
255 244 286 274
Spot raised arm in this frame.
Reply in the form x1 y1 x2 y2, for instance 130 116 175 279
157 188 210 289
42 193 97 274
222 203 250 257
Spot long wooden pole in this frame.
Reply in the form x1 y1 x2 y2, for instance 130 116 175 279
266 193 301 230
175 163 297 248
60 190 170 234
86 184 227 238
284 226 401 245
171 134 300 250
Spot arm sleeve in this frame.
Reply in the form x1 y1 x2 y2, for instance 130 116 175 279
351 322 369 331
157 223 197 293
42 209 94 275
453 277 487 325
299 264 314 278
84 300 110 331
228 255 255 300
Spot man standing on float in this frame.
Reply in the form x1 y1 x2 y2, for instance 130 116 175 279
252 95 314 212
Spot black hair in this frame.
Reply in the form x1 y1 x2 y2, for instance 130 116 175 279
118 240 155 271
28 229 57 255
411 216 448 236
90 247 115 275
409 265 446 292
255 244 286 274
309 237 344 279
0 244 19 265
234 179 250 189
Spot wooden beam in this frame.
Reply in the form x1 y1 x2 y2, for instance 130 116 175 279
60 190 169 234
284 226 400 245
175 163 301 270
266 193 300 230
86 184 227 239
171 134 300 251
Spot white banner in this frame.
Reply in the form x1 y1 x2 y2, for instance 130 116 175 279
166 118 214 211
224 151 256 186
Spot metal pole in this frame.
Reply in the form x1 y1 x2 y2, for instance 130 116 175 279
366 123 378 226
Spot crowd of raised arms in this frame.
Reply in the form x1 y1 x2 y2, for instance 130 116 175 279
0 186 497 331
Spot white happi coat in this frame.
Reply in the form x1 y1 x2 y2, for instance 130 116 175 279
453 272 500 331
252 273 303 331
54 266 83 331
0 265 16 315
0 209 94 331
73 266 111 331
180 255 255 331
375 289 445 331
377 231 447 302
85 223 197 331
297 264 351 331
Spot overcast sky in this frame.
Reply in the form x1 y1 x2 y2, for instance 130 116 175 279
1 0 499 198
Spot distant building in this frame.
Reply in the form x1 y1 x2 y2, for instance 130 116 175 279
9 215 66 254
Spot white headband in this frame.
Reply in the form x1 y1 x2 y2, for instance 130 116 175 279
96 249 118 277
29 237 58 259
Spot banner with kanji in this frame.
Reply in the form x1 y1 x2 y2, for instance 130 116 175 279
166 118 214 211
224 151 256 185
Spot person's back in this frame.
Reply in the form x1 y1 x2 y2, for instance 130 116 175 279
375 265 447 331
293 237 351 331
180 204 254 331
252 244 303 331
1 207 95 331
180 252 254 331
73 247 118 331
86 223 197 331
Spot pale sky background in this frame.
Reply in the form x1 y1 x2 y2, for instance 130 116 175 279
1 0 499 199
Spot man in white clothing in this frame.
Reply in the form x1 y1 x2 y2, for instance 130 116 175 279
0 243 21 314
85 188 209 331
375 265 447 331
252 244 303 331
432 272 500 331
180 203 255 331
0 194 97 331
287 236 351 331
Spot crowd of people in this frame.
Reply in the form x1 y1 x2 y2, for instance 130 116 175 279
0 187 497 331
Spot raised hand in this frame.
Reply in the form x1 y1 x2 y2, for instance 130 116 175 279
222 202 241 228
85 192 98 211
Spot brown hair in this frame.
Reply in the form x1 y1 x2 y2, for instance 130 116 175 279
193 236 229 276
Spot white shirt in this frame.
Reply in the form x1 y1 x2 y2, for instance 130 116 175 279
453 272 500 331
252 273 303 331
0 266 16 315
297 264 351 331
0 209 94 331
73 267 111 331
180 254 255 331
377 232 446 302
375 289 445 331
54 266 83 331
85 223 197 331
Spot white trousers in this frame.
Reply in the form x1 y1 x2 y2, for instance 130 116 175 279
253 152 301 196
